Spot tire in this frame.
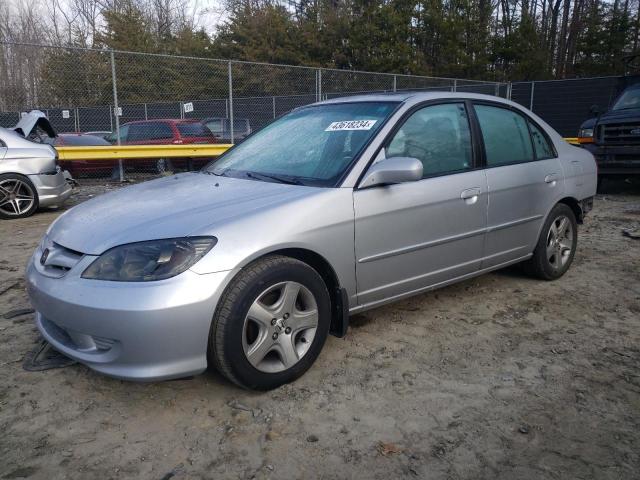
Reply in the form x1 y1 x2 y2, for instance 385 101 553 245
209 255 331 390
0 173 39 220
523 203 578 280
155 158 174 174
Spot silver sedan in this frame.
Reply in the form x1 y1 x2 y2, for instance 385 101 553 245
26 93 597 389
0 124 72 219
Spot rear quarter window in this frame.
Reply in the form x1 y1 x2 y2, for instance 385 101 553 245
528 121 556 160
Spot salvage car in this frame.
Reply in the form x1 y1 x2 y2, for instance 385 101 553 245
0 112 72 219
44 133 115 178
26 93 597 389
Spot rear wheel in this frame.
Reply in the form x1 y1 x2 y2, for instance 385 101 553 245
209 255 331 390
0 173 39 219
155 158 174 174
523 203 577 280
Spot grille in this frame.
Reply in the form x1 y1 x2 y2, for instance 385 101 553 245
600 123 640 145
40 241 83 277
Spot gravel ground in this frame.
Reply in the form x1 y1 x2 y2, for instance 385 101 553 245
1 179 639 480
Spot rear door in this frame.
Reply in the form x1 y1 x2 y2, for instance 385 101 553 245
354 101 488 307
473 102 563 268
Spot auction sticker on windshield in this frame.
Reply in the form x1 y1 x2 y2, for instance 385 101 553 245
325 120 377 131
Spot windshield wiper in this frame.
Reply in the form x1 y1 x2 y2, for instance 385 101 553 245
203 169 227 176
245 171 305 186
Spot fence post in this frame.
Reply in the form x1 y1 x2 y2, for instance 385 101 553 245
318 69 323 101
507 82 512 100
110 50 123 182
529 81 535 111
144 103 148 120
494 83 499 97
453 79 458 92
393 75 397 92
228 61 234 144
272 96 276 119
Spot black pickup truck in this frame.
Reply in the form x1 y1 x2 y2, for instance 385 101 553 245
578 82 640 179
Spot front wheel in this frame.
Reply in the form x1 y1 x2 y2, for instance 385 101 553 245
523 203 578 280
209 255 331 390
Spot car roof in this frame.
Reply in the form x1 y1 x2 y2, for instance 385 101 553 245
314 91 507 105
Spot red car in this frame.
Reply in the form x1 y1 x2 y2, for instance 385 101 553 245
104 119 218 174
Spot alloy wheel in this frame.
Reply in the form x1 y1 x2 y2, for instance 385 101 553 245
546 214 574 269
242 281 319 373
0 178 36 217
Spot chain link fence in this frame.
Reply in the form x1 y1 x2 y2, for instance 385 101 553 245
0 42 506 181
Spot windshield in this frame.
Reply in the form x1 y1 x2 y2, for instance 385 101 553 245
613 88 640 110
205 102 397 186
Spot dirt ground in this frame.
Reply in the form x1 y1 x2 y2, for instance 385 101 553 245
1 179 639 480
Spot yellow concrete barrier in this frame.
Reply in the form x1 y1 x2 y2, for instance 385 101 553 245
56 144 233 160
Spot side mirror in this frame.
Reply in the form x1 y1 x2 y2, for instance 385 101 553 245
360 157 423 188
589 104 600 116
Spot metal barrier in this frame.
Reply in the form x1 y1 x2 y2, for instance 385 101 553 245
56 144 233 160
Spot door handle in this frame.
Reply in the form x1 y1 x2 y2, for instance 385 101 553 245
460 187 481 204
544 173 558 184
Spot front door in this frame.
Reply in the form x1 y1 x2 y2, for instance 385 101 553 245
353 102 488 307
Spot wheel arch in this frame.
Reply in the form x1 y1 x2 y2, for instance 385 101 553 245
262 248 349 338
224 247 349 338
557 196 583 224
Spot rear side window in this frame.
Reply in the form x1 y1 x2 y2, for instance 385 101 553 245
528 121 555 160
475 105 534 166
385 103 473 177
177 123 209 137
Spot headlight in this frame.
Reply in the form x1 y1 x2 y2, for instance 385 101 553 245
82 237 216 282
579 128 594 138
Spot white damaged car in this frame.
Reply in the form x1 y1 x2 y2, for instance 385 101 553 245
0 111 73 219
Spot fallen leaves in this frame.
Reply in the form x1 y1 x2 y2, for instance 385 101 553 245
377 441 402 456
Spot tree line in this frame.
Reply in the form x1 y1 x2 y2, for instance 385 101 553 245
0 0 638 111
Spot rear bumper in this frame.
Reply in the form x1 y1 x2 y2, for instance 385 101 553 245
26 249 235 381
29 170 73 207
584 144 640 174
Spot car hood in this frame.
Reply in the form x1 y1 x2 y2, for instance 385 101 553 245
48 173 320 255
598 108 640 124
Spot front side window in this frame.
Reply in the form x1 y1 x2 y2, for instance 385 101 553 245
528 121 555 160
206 102 397 186
385 103 473 177
475 104 534 166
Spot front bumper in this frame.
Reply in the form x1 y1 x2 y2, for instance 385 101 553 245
29 169 73 208
583 144 640 174
25 248 234 381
